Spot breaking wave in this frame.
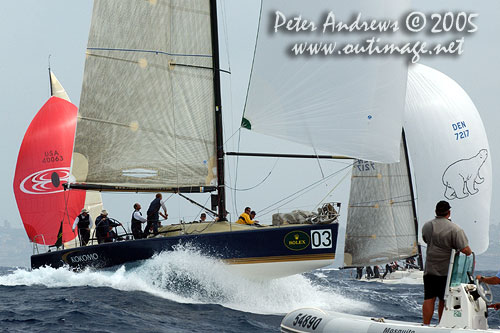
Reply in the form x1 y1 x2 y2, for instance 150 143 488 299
0 247 370 315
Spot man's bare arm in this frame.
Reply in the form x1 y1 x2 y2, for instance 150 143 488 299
476 275 500 285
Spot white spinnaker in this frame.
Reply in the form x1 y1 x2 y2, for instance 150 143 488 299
243 0 409 163
404 64 491 254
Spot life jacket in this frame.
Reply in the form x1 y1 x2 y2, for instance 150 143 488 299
77 213 90 229
147 197 161 219
131 210 142 225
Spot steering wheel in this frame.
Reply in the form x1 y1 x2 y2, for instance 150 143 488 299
108 218 129 239
475 278 493 303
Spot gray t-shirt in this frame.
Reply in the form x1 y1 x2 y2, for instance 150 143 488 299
422 217 469 276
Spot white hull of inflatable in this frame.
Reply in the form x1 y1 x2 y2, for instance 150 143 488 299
281 308 500 333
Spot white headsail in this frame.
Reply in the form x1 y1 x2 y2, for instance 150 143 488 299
49 71 71 102
404 64 492 254
243 0 409 163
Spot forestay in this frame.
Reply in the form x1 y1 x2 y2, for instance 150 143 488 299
243 0 409 163
344 139 418 267
73 0 217 190
404 64 491 254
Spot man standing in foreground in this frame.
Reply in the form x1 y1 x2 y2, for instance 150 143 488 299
144 193 168 237
422 200 472 325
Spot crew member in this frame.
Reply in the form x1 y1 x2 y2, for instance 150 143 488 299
476 271 500 311
131 203 147 240
199 213 207 223
95 210 122 243
237 207 257 225
144 193 167 237
72 208 93 246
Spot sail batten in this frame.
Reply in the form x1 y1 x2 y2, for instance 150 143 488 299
73 0 217 190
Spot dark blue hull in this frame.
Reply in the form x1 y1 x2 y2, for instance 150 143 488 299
31 223 339 272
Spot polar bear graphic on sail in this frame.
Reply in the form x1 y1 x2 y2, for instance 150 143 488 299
442 149 488 200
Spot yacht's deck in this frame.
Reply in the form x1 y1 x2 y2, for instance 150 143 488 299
153 221 303 237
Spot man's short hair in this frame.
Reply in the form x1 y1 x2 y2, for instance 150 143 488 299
245 207 251 212
134 203 140 209
435 200 451 217
201 213 206 218
156 193 162 199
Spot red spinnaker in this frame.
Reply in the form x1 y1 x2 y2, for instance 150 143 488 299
13 97 85 245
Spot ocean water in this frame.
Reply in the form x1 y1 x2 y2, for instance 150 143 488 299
1 249 499 332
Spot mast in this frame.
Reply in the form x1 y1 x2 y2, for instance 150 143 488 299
210 0 226 221
402 129 424 270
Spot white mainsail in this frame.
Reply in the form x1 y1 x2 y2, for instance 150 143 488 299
404 64 492 254
243 0 410 163
72 0 217 190
50 71 104 248
344 139 418 267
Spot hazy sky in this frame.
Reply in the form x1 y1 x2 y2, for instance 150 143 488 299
2 1 500 257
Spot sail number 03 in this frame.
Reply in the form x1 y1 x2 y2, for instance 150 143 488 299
311 230 332 249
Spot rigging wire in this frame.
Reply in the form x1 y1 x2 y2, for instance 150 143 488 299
224 127 242 146
232 128 242 218
315 166 351 209
63 189 74 248
225 156 279 191
218 0 238 219
258 164 352 216
163 193 175 202
313 146 325 179
219 0 232 74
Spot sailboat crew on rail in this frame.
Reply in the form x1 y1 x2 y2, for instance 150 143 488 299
72 208 93 246
144 193 168 237
237 207 258 225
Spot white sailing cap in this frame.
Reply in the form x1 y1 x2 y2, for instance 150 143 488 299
101 210 108 216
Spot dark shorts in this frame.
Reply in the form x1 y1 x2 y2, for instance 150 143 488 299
424 274 448 300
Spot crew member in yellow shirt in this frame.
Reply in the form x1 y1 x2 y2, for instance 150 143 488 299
237 207 257 225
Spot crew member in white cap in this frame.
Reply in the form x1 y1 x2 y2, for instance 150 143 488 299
95 210 122 244
72 208 93 246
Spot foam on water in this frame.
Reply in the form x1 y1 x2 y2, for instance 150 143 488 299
0 247 370 315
